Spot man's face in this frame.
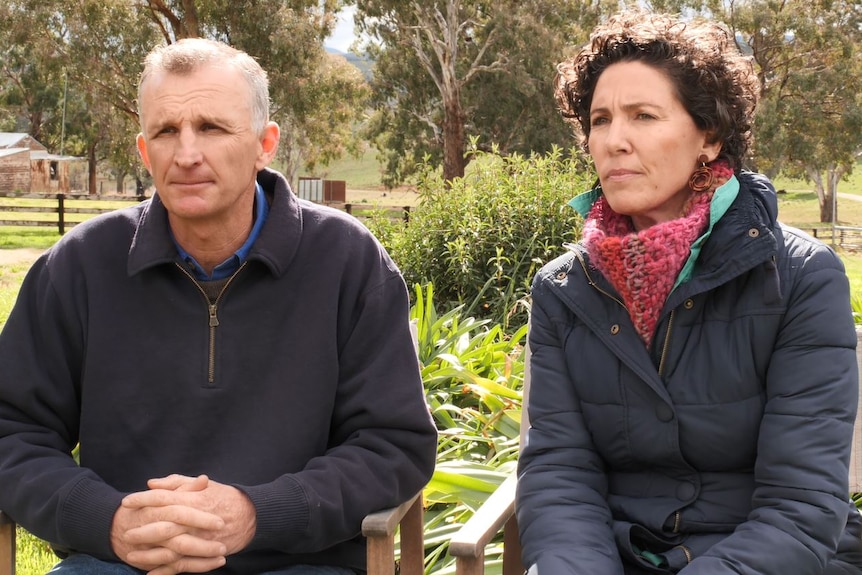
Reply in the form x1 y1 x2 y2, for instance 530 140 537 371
136 64 278 228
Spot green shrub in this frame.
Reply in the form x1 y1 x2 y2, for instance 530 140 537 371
409 283 527 573
370 145 591 331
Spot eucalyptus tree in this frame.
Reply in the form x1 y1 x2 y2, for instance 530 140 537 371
355 0 606 185
0 0 71 148
0 0 368 192
649 0 862 223
133 0 369 185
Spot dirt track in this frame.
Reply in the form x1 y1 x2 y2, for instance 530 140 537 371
0 248 44 266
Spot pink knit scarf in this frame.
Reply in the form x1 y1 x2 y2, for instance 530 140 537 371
582 162 732 346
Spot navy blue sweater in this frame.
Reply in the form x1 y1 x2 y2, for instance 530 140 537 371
0 168 437 573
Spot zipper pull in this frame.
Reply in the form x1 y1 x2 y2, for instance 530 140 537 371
208 304 219 327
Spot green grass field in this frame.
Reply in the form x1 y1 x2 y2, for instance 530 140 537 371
296 145 387 190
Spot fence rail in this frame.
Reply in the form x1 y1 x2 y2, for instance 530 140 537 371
340 203 411 223
0 194 412 236
805 225 862 251
0 193 144 235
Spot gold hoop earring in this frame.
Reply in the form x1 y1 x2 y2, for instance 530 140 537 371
689 156 714 193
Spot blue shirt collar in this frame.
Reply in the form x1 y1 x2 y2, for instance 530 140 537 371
173 182 269 281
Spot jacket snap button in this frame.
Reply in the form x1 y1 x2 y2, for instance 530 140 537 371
748 228 760 238
555 271 567 280
610 324 620 335
655 404 674 422
676 481 696 501
684 299 694 309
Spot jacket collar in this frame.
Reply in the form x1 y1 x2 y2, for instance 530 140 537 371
127 168 302 278
551 172 781 398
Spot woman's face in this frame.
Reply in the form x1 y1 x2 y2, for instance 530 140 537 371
588 61 721 230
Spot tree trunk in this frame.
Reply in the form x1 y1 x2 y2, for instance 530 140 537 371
820 189 833 223
442 96 466 183
825 169 839 224
116 171 126 195
88 143 97 195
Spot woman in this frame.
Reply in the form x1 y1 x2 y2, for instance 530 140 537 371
516 10 862 575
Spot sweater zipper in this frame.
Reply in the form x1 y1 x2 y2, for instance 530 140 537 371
175 262 247 384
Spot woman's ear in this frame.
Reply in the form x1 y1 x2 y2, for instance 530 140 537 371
702 132 723 163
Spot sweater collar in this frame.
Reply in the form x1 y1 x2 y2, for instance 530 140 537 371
127 168 303 278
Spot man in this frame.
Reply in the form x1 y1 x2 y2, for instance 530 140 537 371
0 38 437 575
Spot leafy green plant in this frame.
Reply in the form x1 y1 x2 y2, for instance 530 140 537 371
409 283 527 573
371 145 590 331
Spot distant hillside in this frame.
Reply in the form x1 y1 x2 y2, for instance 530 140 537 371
326 47 374 81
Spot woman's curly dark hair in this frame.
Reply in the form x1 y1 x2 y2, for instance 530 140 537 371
555 11 760 171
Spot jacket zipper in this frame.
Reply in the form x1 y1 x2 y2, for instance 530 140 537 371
572 250 627 309
175 262 247 384
674 543 692 564
657 310 675 377
575 246 692 559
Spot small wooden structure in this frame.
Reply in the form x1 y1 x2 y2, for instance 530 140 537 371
0 133 86 194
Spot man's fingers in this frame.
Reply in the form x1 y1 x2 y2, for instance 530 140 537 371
126 533 226 563
148 474 209 492
124 521 187 545
146 555 227 575
120 503 225 532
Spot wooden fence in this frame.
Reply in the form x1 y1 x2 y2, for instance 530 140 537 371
0 194 411 236
0 193 145 235
340 203 411 223
806 226 862 251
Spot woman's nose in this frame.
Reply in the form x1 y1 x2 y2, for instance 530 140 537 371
604 118 633 153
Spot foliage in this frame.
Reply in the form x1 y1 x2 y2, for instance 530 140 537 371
409 283 527 573
354 0 601 185
369 146 589 331
0 0 367 190
651 0 862 223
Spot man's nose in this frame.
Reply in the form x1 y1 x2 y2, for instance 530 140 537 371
174 128 203 166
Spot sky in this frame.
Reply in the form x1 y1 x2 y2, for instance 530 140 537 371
324 5 358 53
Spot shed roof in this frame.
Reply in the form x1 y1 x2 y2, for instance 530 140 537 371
30 150 84 162
0 147 29 159
0 133 33 148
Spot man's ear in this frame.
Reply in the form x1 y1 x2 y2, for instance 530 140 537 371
255 122 280 170
136 133 152 173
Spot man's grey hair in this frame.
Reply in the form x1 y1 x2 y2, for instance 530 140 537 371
138 38 270 134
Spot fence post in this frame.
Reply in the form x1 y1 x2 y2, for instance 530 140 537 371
402 206 411 223
57 193 65 235
345 203 352 215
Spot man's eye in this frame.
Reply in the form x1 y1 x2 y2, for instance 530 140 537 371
201 124 221 132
